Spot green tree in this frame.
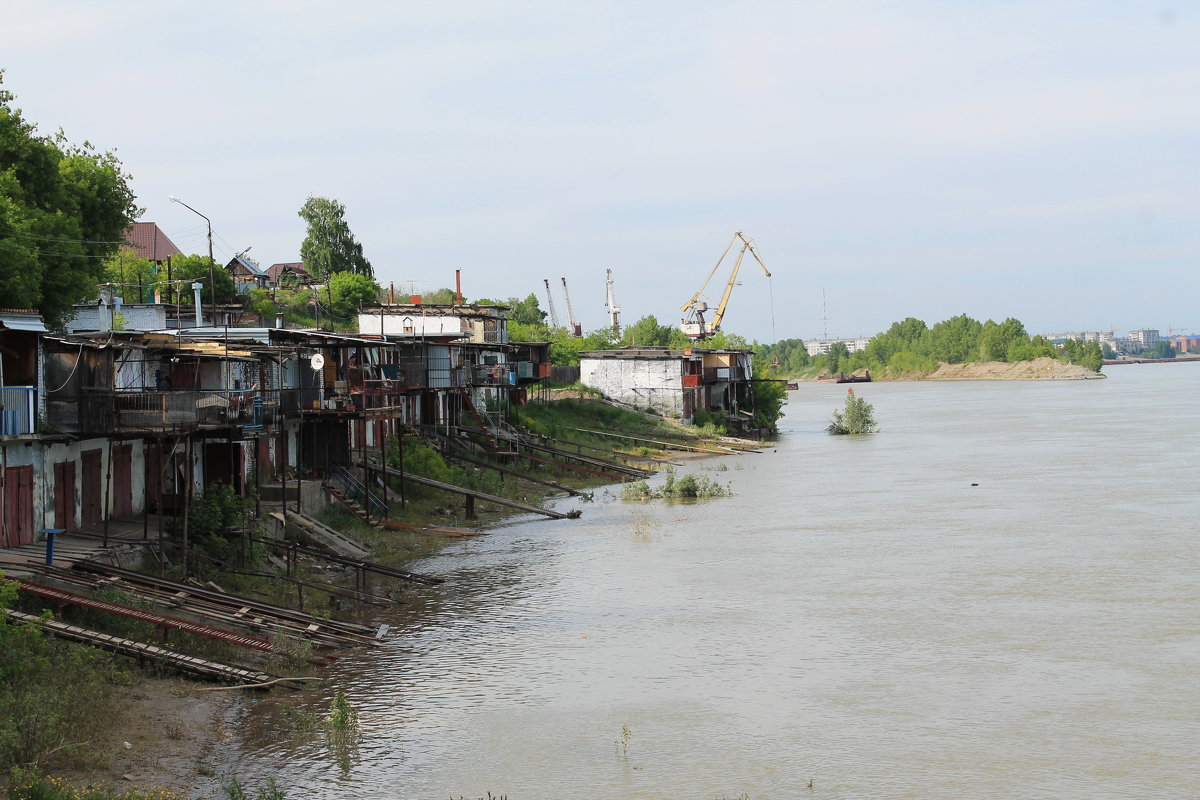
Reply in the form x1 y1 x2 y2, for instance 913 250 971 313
506 293 546 326
749 367 786 433
298 195 373 279
927 314 982 363
0 74 140 327
419 287 459 304
103 246 158 303
164 253 235 305
824 341 850 376
978 317 1028 362
328 271 380 317
621 314 674 347
828 389 878 435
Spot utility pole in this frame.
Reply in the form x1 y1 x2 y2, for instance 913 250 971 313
169 196 217 320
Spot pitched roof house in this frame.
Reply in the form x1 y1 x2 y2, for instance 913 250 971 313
266 262 313 287
125 222 182 262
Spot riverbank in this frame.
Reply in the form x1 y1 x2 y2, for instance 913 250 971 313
796 357 1103 382
9 398 751 798
921 356 1104 380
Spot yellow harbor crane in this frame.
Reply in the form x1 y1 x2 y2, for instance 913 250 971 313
680 231 771 340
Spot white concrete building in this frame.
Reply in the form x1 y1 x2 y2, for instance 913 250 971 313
805 337 872 357
579 347 754 427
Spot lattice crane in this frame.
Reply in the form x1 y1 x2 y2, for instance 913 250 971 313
680 231 771 340
561 278 582 337
605 268 621 335
543 279 561 328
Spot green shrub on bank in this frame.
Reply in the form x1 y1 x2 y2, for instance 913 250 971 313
692 410 730 435
0 572 129 775
5 775 190 799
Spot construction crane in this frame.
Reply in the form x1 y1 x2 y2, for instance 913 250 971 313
543 279 561 328
605 268 621 335
680 231 771 340
561 278 582 337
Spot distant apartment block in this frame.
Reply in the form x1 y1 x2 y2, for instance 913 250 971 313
1170 335 1200 354
1129 329 1160 347
805 337 871 357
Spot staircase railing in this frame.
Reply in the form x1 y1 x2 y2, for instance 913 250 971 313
325 462 388 519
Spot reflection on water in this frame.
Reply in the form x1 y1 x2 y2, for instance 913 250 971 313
213 364 1200 799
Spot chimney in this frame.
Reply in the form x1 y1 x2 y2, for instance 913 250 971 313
455 269 462 306
192 282 204 327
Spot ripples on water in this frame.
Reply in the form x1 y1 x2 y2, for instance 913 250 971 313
219 364 1200 800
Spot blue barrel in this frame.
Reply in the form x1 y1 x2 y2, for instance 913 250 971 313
40 529 65 565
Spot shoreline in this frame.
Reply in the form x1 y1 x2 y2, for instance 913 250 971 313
794 357 1104 382
42 405 748 798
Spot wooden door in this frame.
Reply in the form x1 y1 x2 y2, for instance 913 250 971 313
112 444 133 518
82 449 103 525
4 465 35 546
257 437 272 483
54 461 76 531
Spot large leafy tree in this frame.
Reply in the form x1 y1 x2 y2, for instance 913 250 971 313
0 74 139 327
298 196 373 279
103 246 158 303
164 253 235 305
327 271 380 317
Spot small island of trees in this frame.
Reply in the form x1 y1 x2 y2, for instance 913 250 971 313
757 314 1105 378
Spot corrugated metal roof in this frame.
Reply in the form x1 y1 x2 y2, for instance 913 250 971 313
0 312 48 332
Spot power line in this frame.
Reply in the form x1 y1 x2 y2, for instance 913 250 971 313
0 224 127 245
0 239 117 258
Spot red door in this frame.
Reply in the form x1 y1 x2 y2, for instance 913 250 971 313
112 444 133 518
257 437 272 482
3 465 35 546
54 461 76 531
82 449 103 525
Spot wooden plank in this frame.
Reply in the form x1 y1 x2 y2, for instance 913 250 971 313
366 464 573 520
562 426 746 454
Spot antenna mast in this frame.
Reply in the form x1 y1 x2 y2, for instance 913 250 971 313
821 287 829 341
605 268 621 335
561 278 582 336
543 279 561 328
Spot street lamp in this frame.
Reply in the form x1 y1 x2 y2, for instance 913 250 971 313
168 195 217 323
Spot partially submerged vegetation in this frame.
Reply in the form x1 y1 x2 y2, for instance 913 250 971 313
622 467 731 500
827 390 878 435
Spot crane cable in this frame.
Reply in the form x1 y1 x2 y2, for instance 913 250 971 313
769 274 776 344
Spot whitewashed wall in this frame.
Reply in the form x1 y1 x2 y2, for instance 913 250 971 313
580 357 685 417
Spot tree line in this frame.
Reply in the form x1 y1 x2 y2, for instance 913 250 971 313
756 314 1105 376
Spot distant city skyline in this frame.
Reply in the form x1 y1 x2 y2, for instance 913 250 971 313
3 2 1197 342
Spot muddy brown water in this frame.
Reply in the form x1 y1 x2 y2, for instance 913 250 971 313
204 362 1200 799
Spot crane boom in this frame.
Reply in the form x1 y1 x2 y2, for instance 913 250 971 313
680 231 771 340
543 279 560 328
561 277 581 337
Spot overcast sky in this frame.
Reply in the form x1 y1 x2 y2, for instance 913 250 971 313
3 1 1196 341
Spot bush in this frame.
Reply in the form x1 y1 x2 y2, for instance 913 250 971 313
827 390 878 435
0 571 129 773
621 467 731 500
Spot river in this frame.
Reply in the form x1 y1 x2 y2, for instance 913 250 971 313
215 362 1200 800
